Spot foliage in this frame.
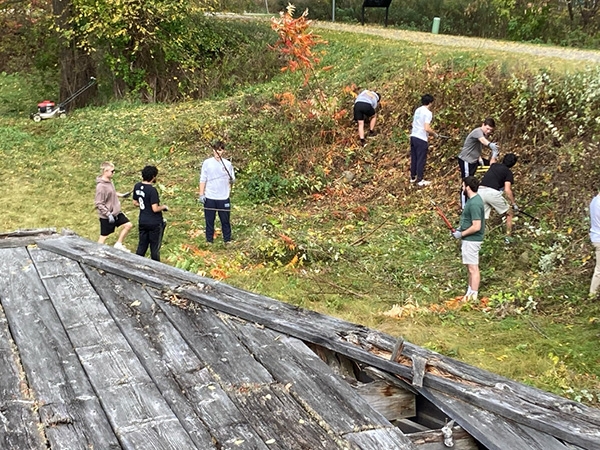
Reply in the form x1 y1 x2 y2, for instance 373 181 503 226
1 29 600 405
270 4 328 85
0 0 56 73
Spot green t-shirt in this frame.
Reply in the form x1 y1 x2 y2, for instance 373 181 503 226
460 194 485 241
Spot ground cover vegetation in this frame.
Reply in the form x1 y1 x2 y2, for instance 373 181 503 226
227 0 600 48
0 7 599 406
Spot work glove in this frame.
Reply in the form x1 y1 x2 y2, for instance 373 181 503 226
199 195 206 204
108 213 115 224
452 229 462 239
478 158 484 166
512 204 519 212
489 142 499 155
163 205 169 212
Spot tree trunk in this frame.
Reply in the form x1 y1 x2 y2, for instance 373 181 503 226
52 0 97 110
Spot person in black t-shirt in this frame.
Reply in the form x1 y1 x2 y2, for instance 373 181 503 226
132 166 169 261
478 153 518 235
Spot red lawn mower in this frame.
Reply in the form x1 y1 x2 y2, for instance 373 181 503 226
30 77 97 122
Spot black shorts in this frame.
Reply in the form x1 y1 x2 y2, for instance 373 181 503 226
353 102 376 121
99 213 130 237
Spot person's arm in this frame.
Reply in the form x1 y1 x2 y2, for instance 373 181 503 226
151 203 168 213
460 219 482 237
94 190 110 216
425 122 437 137
478 136 499 163
199 181 206 196
133 199 140 207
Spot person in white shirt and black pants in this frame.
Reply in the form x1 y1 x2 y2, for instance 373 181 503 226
198 141 235 244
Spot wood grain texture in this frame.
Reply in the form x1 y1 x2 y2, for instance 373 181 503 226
0 307 45 449
36 234 600 450
84 266 271 450
0 247 120 450
30 248 198 450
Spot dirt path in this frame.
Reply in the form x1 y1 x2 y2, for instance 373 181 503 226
314 21 600 64
226 12 600 64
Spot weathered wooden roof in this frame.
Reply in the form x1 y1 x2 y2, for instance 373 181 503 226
0 229 598 450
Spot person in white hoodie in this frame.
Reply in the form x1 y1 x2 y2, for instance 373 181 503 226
198 141 235 244
94 161 133 251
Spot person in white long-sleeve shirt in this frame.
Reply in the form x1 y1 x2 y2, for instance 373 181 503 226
589 192 600 296
198 141 235 244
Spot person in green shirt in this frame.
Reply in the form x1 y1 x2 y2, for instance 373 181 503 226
452 176 485 302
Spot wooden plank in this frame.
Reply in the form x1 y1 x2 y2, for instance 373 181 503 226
421 387 581 450
83 266 271 450
345 428 417 450
411 355 427 388
407 426 478 450
36 235 600 449
0 247 120 450
228 383 344 450
0 309 45 449
354 381 416 421
29 248 199 450
224 318 408 438
0 228 62 249
145 288 275 386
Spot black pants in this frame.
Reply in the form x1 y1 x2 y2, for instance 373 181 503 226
136 221 166 261
410 136 429 181
204 198 231 242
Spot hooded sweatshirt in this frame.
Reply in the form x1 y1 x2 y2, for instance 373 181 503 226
95 176 121 218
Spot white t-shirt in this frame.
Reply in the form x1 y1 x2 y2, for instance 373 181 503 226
200 157 235 200
410 105 432 142
590 195 600 243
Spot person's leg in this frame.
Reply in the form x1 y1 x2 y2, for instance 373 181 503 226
98 219 112 244
136 224 150 257
357 120 365 140
458 159 468 208
506 209 514 235
368 114 377 133
116 221 132 244
148 224 162 261
590 242 600 295
415 140 428 182
409 138 417 181
217 199 232 242
467 264 480 293
204 198 217 242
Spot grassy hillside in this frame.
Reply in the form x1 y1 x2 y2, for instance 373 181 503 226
1 23 599 405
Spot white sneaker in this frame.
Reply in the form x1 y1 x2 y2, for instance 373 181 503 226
410 177 417 183
417 180 432 186
114 242 130 252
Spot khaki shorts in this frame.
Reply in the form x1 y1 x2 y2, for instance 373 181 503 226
478 187 509 219
462 240 482 265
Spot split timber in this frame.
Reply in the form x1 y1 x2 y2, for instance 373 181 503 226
0 229 597 450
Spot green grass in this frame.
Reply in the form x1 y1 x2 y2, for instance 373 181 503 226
1 28 599 407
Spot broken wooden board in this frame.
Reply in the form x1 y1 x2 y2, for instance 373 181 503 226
84 266 272 449
30 248 200 449
0 247 120 449
0 302 45 449
36 234 600 450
